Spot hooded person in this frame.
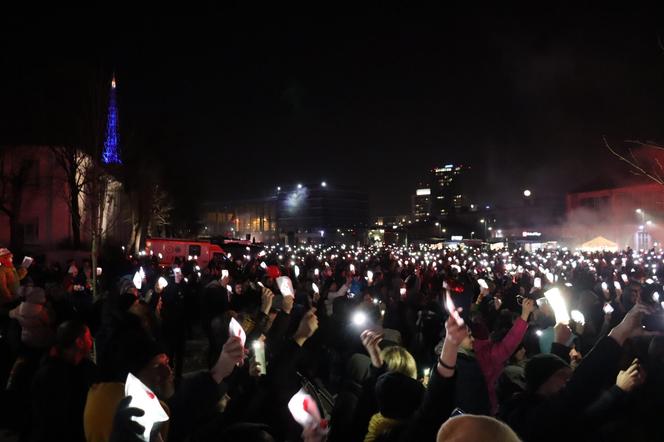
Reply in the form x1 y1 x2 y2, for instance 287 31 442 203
0 248 28 305
364 371 425 442
9 286 53 349
6 286 54 393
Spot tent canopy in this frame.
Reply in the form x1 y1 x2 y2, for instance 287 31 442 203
579 236 619 251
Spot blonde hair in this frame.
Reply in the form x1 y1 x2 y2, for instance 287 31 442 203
381 346 417 379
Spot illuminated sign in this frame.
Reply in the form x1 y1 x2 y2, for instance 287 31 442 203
416 188 431 196
522 231 542 237
451 235 463 241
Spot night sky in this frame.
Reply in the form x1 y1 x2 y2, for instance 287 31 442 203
2 7 664 217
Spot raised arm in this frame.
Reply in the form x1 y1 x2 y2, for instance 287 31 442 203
400 315 467 441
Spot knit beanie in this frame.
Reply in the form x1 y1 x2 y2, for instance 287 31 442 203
375 371 425 420
25 287 46 305
121 335 166 376
267 265 281 279
524 354 569 393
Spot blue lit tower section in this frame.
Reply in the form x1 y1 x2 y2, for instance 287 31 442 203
102 75 121 164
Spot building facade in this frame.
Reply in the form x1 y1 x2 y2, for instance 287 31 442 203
431 164 469 216
566 181 664 248
202 183 369 245
411 163 471 221
0 145 127 252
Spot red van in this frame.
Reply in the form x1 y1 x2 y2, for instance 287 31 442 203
145 238 226 268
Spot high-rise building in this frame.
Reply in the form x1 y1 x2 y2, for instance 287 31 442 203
411 164 469 221
411 185 431 221
431 164 469 217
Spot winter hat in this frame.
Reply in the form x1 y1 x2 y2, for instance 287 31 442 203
18 286 46 304
25 287 46 304
0 248 11 257
468 319 490 341
122 335 166 376
524 354 569 393
118 276 138 294
266 265 281 279
375 371 425 420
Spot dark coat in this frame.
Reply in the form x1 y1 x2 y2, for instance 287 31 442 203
30 356 98 442
500 337 622 442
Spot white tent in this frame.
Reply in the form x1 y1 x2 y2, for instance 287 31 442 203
579 236 619 252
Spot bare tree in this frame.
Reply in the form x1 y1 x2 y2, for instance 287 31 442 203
148 184 173 238
49 146 92 249
0 150 33 250
604 137 664 185
81 70 110 298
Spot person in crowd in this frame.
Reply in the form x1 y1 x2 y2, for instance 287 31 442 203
6 286 54 391
2 243 664 442
0 248 28 305
30 320 97 442
454 298 534 414
500 303 657 442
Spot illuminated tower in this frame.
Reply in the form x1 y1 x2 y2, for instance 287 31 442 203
102 75 121 164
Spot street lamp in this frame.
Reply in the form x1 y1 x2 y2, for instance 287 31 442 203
321 181 327 187
523 189 532 197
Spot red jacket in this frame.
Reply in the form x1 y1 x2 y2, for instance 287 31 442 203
473 317 528 414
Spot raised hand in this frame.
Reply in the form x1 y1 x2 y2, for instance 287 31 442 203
438 314 469 378
294 309 319 346
261 287 275 314
616 358 646 392
521 298 536 321
282 293 294 314
609 303 659 346
444 314 468 347
211 335 246 383
554 323 572 345
109 396 145 442
361 329 384 368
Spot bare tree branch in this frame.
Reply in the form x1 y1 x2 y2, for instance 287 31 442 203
625 139 664 151
604 136 664 185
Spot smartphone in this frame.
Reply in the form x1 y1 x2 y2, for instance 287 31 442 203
222 269 229 279
252 340 267 375
157 277 168 290
603 303 614 314
534 278 541 289
642 312 664 332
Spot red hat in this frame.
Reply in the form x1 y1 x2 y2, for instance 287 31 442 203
267 265 281 279
446 278 465 293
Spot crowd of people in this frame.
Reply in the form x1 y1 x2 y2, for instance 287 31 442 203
0 241 663 442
